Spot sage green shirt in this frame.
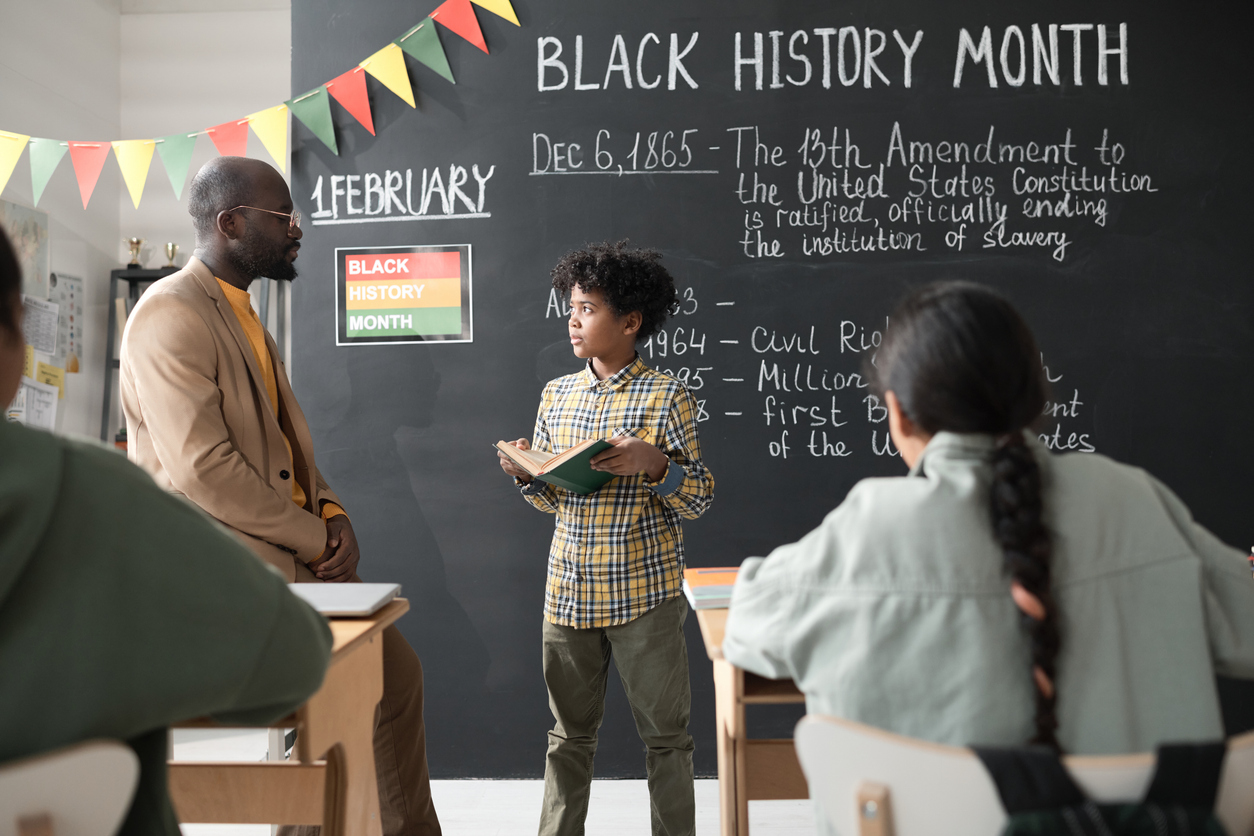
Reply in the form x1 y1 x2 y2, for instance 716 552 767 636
723 432 1254 754
0 420 333 835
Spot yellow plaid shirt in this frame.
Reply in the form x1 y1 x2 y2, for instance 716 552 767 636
522 355 714 628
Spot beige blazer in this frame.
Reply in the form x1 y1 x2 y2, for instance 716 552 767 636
120 257 342 580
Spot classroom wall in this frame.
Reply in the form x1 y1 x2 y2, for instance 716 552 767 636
0 0 292 441
0 0 123 438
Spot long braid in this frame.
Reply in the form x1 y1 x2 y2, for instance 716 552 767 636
991 431 1060 750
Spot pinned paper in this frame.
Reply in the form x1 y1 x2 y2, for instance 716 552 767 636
470 0 519 25
0 131 30 196
396 21 456 84
208 119 249 157
361 43 416 108
35 362 65 399
287 87 339 155
67 142 112 209
23 345 34 377
430 0 489 53
248 105 289 171
327 67 375 136
21 296 58 356
157 133 197 199
28 139 68 207
112 140 156 208
15 376 57 429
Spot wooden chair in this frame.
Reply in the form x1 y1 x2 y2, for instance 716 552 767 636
0 740 139 836
794 715 1254 836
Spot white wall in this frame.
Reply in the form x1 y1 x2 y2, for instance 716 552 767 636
0 0 290 441
0 0 122 439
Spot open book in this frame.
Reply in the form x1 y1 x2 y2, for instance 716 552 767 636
496 437 615 495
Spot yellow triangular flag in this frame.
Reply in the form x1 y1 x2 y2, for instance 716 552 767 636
247 105 289 173
470 0 520 25
360 43 416 108
0 131 31 196
111 139 156 209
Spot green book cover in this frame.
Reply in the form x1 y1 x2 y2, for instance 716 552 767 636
536 439 615 495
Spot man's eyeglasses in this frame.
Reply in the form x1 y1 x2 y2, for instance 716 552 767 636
226 205 301 230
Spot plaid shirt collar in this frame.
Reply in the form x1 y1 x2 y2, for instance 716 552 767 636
580 353 648 392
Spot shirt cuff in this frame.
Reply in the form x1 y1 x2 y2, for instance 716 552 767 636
320 501 347 521
518 477 548 496
646 460 685 497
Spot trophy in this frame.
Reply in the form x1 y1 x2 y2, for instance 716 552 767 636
125 237 145 268
164 243 179 267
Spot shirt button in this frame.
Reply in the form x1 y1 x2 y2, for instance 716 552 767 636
280 470 291 480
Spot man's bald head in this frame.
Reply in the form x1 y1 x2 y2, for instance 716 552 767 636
187 157 286 241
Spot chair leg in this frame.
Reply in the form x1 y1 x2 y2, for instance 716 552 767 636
855 782 894 836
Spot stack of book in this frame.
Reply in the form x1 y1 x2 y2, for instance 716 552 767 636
682 566 739 610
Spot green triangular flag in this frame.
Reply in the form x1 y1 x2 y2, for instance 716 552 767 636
29 138 67 207
156 133 197 199
395 20 455 84
286 87 339 155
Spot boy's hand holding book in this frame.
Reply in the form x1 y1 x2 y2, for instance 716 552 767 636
498 438 535 482
589 436 669 481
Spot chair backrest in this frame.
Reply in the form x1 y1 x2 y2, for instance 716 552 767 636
0 741 139 836
795 715 1254 836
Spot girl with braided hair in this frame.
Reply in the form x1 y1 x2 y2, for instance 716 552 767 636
723 281 1254 755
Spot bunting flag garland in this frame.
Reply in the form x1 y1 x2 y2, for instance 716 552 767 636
66 142 112 209
247 105 290 172
361 43 416 108
327 67 375 136
0 0 518 209
430 0 489 54
29 138 67 207
208 119 249 157
157 133 198 199
0 131 30 197
396 21 455 84
112 139 156 209
287 88 339 155
470 0 519 26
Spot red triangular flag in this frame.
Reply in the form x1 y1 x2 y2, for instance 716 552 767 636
430 0 488 54
326 67 375 136
208 119 249 157
66 141 112 209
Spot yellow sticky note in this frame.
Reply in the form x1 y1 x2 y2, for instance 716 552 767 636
35 362 65 399
23 345 34 377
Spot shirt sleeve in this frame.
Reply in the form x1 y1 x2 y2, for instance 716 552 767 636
1149 476 1254 679
520 383 561 513
644 387 714 520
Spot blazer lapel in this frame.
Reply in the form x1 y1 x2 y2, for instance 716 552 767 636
187 260 280 428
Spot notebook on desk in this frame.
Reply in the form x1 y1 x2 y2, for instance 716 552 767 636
288 582 401 617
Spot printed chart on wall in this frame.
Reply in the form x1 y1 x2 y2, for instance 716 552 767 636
335 245 472 344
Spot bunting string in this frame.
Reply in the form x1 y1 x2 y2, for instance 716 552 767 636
0 0 518 208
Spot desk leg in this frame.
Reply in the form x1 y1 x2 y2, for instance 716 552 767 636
298 635 384 836
713 660 749 836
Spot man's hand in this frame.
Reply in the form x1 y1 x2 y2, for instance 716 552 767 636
498 438 534 482
312 514 360 582
590 436 669 481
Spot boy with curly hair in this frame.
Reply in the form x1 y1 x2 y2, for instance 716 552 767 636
498 241 714 836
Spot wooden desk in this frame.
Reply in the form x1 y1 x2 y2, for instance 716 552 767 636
168 598 409 836
696 608 808 836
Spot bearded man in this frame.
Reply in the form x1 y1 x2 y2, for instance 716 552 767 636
120 156 441 835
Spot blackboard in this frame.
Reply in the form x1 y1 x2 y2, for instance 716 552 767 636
290 0 1254 778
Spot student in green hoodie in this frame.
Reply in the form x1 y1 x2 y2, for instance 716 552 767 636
0 227 333 834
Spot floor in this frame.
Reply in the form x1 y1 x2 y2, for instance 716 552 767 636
174 729 816 836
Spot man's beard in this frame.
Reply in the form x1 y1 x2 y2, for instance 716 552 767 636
228 225 297 282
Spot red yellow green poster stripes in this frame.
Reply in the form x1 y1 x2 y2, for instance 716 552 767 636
336 245 471 344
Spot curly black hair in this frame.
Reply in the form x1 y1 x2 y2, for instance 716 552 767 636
550 241 678 343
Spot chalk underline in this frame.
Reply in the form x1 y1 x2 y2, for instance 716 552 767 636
528 170 720 176
311 212 491 226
